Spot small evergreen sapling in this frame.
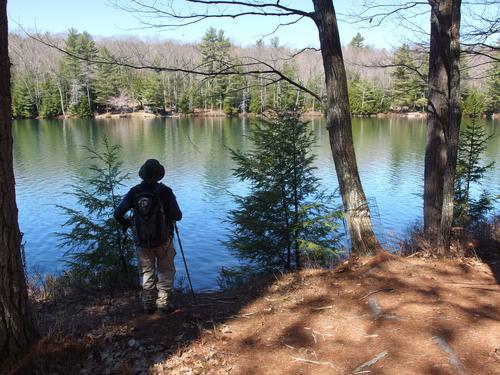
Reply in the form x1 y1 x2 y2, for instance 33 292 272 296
226 110 343 273
58 138 137 291
454 109 496 227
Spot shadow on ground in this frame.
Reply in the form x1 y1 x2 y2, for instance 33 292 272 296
475 218 500 285
8 274 278 375
8 253 500 375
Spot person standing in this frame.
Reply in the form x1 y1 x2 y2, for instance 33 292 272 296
114 159 182 314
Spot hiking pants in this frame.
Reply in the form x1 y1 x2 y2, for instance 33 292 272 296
138 238 176 308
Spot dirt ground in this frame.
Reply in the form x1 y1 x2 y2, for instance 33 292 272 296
10 254 500 375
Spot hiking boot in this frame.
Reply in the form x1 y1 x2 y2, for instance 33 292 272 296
157 304 176 315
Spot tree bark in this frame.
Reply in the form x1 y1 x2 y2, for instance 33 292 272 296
438 0 462 254
424 0 452 243
312 0 382 256
424 0 462 254
0 0 37 367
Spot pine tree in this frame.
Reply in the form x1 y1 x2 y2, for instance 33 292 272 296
391 44 427 111
94 47 123 112
11 73 36 118
77 31 98 116
349 78 387 115
462 89 485 117
199 28 231 111
454 109 495 227
223 65 246 115
484 42 499 114
59 28 97 117
278 63 303 110
59 28 81 116
348 78 389 116
39 75 61 118
248 75 265 114
226 110 343 272
349 32 365 49
141 72 164 113
178 90 191 114
305 74 323 112
58 139 137 291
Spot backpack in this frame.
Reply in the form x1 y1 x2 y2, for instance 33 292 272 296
132 184 169 248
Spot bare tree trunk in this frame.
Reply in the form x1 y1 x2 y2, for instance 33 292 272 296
0 0 37 367
424 0 451 243
438 0 462 255
57 83 66 117
424 0 461 253
312 0 382 256
53 71 66 117
86 83 92 112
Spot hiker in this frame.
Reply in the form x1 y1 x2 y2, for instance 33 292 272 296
114 159 182 314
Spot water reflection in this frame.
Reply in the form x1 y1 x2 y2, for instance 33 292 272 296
12 116 500 289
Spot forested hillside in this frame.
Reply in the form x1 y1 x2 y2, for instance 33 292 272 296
9 29 498 118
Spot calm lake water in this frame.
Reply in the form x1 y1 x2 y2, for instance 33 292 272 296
13 116 500 290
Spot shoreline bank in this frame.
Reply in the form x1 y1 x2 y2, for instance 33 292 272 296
15 110 500 121
94 110 430 120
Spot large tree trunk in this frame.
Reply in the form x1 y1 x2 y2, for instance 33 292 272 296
0 0 37 367
438 0 462 254
312 0 382 256
424 0 452 243
424 0 462 253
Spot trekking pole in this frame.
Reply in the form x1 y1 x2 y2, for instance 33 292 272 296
174 224 196 300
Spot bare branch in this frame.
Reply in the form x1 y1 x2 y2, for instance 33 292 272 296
289 46 321 59
111 0 314 30
22 27 323 105
354 61 427 82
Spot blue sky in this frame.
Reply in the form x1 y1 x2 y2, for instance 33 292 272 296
7 0 427 49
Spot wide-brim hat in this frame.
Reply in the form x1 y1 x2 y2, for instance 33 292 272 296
139 159 165 182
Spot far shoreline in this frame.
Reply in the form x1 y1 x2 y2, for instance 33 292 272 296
92 110 430 120
15 110 500 121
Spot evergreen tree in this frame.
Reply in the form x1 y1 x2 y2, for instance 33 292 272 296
39 75 62 118
58 139 137 291
223 65 246 115
94 47 123 112
462 89 485 117
11 73 36 118
141 72 164 113
484 42 499 114
349 32 365 49
59 28 81 116
269 36 280 48
391 44 427 111
77 31 98 115
226 111 343 271
460 58 472 105
199 28 232 111
305 74 323 112
349 78 388 115
59 28 96 117
277 63 303 110
248 75 265 114
128 70 145 108
454 109 495 227
178 90 191 114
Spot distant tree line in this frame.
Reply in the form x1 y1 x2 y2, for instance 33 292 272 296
8 29 499 119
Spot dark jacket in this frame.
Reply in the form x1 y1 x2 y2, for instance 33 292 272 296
114 182 182 236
